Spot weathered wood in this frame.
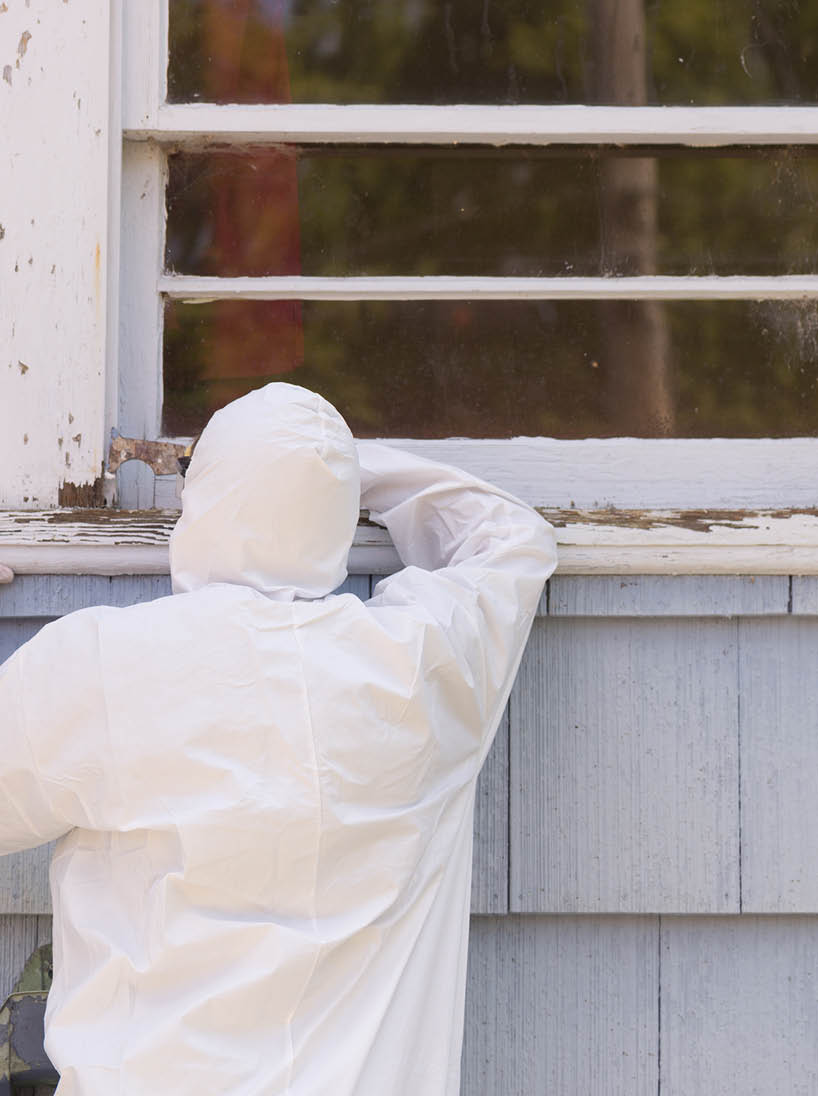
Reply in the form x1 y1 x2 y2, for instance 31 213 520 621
0 0 114 509
471 711 509 916
461 915 658 1095
739 618 818 912
791 576 818 614
0 575 172 619
510 618 740 913
549 574 790 617
0 620 50 665
0 845 53 917
6 509 818 576
0 915 52 1006
661 915 818 1094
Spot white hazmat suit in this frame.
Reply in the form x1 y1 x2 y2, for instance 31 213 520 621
0 383 557 1095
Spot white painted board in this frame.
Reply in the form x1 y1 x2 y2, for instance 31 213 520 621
0 0 115 508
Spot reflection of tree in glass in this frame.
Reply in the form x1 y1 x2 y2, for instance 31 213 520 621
163 0 818 437
168 0 818 105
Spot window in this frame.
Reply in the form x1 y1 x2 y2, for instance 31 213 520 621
119 0 818 525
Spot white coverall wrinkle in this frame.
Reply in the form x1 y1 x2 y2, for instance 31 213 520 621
0 382 556 1095
283 601 328 1096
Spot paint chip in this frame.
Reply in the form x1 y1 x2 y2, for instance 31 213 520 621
72 433 82 445
23 434 28 444
68 412 74 424
17 361 28 374
2 65 11 85
0 225 4 240
17 30 31 58
65 453 71 467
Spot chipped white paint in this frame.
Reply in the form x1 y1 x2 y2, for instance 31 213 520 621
117 142 167 510
128 103 818 146
160 273 818 302
4 509 818 576
0 0 116 508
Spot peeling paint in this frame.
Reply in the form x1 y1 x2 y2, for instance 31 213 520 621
17 30 31 58
2 65 11 85
16 361 28 375
538 506 818 532
68 412 74 424
0 224 4 240
22 435 27 445
0 4 8 12
72 433 81 445
58 478 105 508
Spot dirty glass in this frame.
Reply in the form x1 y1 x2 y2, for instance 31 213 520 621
162 299 818 438
168 0 818 106
166 146 818 278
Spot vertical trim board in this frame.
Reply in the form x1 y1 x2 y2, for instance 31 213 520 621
0 0 114 507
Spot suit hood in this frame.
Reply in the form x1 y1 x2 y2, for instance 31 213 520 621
169 384 360 600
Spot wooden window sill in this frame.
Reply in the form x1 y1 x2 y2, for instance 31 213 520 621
3 509 818 578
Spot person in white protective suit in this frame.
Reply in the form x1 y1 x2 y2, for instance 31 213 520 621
0 382 557 1095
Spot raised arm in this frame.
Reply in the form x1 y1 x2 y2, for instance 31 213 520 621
357 441 557 753
0 609 109 854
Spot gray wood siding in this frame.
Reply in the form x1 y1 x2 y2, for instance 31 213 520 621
511 617 740 913
660 915 818 1095
739 617 818 913
462 915 659 1096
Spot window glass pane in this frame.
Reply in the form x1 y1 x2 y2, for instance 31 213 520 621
166 147 818 278
168 0 818 106
162 299 818 438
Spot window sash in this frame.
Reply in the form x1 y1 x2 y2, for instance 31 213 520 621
117 0 818 518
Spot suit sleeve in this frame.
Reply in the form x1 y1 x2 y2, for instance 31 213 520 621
0 610 111 854
357 441 557 757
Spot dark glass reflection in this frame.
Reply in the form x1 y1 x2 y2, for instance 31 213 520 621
168 0 818 106
166 147 818 277
162 299 818 438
